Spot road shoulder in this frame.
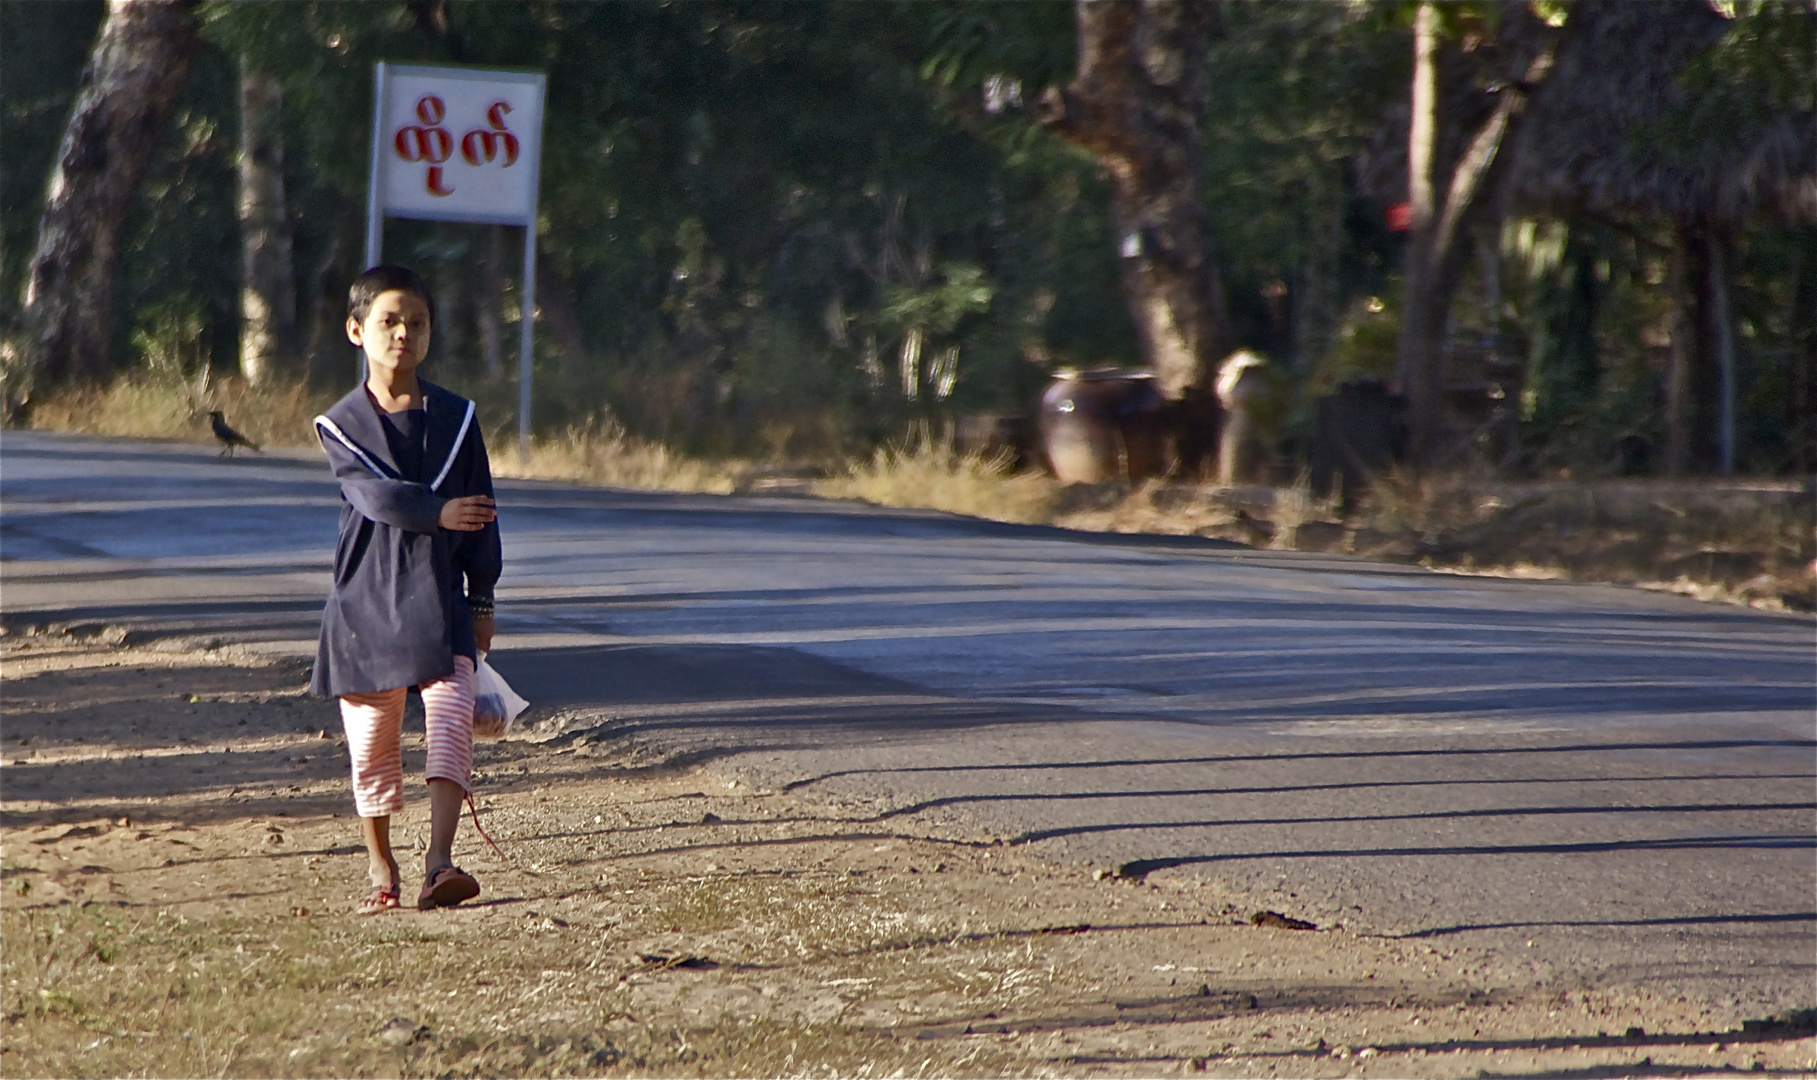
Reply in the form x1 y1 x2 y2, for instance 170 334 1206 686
4 634 1811 1077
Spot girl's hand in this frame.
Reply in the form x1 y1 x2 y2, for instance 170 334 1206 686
439 495 496 532
473 613 494 654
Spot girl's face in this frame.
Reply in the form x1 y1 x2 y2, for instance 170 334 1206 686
348 289 432 379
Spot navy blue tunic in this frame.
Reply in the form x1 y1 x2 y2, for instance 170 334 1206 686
309 381 501 698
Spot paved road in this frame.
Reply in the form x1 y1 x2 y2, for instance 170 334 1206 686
4 430 1813 1014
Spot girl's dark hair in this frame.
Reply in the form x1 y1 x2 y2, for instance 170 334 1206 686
348 264 435 325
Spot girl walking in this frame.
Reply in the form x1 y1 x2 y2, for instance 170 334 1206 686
310 264 502 913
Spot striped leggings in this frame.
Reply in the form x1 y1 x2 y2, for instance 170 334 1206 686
338 655 475 818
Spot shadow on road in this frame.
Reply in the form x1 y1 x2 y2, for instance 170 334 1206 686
1399 911 1817 937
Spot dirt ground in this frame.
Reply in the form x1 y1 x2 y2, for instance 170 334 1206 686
2 633 1813 1078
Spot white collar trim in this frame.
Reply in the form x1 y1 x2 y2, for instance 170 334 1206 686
430 400 475 491
314 397 474 492
313 415 389 477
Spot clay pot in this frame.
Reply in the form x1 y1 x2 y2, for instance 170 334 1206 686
1038 369 1168 484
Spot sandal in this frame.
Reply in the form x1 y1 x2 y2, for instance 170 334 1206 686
418 865 480 910
358 884 401 915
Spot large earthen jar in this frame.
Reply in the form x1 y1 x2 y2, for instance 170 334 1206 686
1038 368 1167 484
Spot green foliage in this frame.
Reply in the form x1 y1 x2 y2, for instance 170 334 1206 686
182 1 1133 452
1636 1 1817 168
882 263 992 336
1320 295 1402 389
1203 1 1407 373
914 1 1078 95
6 0 1808 474
1730 224 1817 472
1683 2 1817 117
1524 223 1604 436
114 43 242 379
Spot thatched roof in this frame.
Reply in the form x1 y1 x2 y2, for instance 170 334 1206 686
1504 0 1817 225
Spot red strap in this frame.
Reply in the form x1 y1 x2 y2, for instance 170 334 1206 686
466 792 508 861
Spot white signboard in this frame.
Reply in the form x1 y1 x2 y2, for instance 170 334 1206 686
373 64 545 225
363 62 547 454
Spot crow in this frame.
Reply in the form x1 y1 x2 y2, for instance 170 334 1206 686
208 411 261 457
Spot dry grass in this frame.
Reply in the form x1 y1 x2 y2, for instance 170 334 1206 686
14 373 1807 611
489 416 745 495
1034 469 1812 611
1370 472 1817 611
22 375 334 451
0 893 936 1079
7 639 1812 1079
1046 479 1303 550
815 436 1058 525
20 374 745 495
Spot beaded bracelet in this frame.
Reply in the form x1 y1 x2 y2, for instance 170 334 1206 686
469 598 496 618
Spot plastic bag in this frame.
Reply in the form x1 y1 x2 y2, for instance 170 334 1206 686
472 653 528 739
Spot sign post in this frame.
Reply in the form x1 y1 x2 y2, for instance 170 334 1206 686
365 62 546 457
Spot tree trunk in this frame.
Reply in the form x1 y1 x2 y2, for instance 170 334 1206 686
1667 218 1735 475
1664 220 1695 475
236 56 296 387
1790 227 1817 473
9 0 199 391
1396 3 1443 462
1709 228 1737 476
1036 0 1232 470
1395 1 1553 466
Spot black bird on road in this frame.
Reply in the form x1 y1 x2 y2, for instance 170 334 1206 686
208 410 261 457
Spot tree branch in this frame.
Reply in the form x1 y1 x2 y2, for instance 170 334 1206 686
1429 47 1555 266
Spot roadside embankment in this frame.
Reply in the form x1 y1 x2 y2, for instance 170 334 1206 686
13 378 1812 612
1047 475 1816 613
